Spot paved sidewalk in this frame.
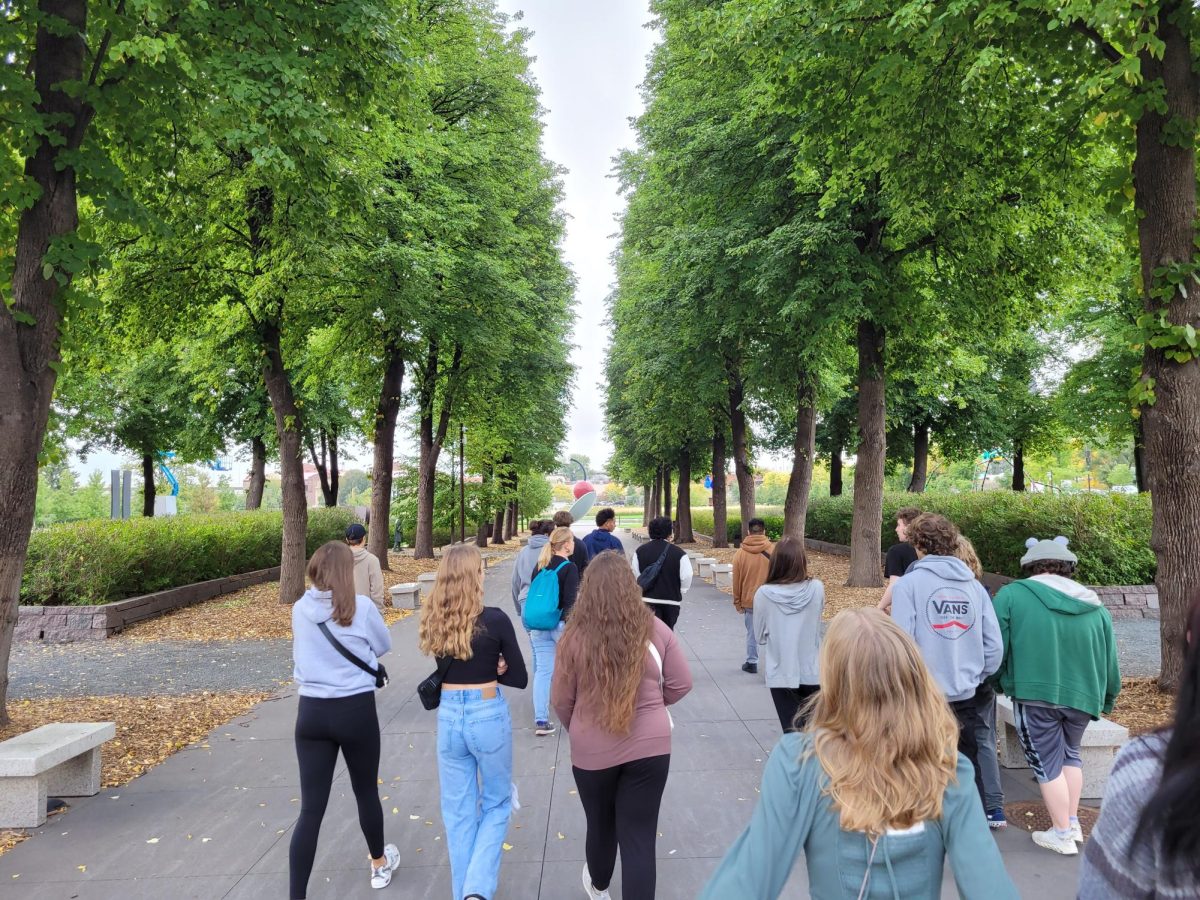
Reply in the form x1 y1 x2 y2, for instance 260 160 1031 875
0 531 1084 898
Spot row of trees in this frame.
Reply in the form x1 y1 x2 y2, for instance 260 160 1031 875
606 1 1197 690
1 1 573 722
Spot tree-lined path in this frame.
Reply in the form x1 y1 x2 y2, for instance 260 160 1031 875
0 531 1081 898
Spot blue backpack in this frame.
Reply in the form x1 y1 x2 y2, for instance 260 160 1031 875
523 560 568 631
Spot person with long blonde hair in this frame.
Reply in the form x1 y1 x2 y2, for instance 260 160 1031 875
419 543 527 900
552 552 692 900
701 608 1016 899
526 525 580 736
290 541 398 897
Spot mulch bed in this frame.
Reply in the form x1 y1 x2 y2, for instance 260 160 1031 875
1109 677 1174 734
0 691 270 855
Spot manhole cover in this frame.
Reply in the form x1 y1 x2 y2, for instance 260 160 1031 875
1005 801 1099 840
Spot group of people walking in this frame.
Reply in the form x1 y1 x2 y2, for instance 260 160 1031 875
285 510 1200 899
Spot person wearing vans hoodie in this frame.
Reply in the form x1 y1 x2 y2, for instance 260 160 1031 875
346 523 386 610
991 536 1120 858
752 537 823 732
890 514 1002 814
733 518 775 674
290 541 398 898
511 519 551 621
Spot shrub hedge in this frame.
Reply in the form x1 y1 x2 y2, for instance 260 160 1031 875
689 491 1154 585
22 507 358 606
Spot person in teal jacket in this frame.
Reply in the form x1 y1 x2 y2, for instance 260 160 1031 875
991 536 1120 857
701 608 1016 900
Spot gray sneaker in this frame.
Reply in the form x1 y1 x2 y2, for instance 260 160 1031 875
371 843 400 889
1032 829 1078 856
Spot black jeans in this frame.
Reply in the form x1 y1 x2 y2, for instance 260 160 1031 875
647 601 680 630
770 685 820 733
949 683 991 809
290 691 384 899
573 754 671 900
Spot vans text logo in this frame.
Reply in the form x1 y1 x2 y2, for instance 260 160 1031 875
924 588 976 640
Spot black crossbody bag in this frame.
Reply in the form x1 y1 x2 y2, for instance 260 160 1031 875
317 621 389 689
418 656 453 710
636 543 673 591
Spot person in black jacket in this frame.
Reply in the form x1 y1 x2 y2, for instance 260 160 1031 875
553 509 590 574
632 516 693 630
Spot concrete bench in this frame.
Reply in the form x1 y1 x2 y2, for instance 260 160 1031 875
0 722 115 827
712 563 733 589
696 558 717 580
416 572 437 601
994 695 1127 800
685 550 702 562
389 582 420 610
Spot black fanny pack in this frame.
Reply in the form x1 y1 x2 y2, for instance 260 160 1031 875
318 621 389 689
418 656 453 710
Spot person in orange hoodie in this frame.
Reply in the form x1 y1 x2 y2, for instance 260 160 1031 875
732 518 774 674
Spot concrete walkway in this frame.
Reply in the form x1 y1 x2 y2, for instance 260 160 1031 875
0 531 1084 898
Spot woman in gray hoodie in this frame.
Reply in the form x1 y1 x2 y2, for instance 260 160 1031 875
753 537 824 731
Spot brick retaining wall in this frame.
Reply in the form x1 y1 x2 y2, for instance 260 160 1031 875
16 567 282 643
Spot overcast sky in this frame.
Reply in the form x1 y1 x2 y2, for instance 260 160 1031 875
74 2 657 480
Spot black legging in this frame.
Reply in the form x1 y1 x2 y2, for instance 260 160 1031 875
573 754 670 900
770 685 820 733
290 691 384 899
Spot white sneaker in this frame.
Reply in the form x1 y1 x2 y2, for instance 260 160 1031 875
1032 829 1079 856
582 862 611 900
371 843 400 889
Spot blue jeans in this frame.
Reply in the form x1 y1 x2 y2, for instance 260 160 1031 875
743 610 758 664
437 689 514 900
530 623 564 724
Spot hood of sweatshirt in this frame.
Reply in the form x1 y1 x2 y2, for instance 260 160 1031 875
909 554 977 583
526 535 549 550
296 587 336 624
1025 574 1103 610
351 546 370 563
739 534 772 554
757 580 820 613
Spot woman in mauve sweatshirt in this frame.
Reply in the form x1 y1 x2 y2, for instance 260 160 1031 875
552 552 693 900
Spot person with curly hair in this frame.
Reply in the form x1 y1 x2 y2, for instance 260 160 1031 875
890 514 1002 819
419 543 528 900
700 609 1016 899
552 552 693 900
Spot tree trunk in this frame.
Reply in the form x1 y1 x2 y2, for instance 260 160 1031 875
848 319 887 587
261 320 309 605
729 371 755 525
327 430 339 508
676 454 694 543
1011 440 1026 492
830 445 843 496
413 340 461 559
246 437 267 510
1133 6 1200 692
711 431 729 548
0 0 89 723
368 347 403 569
492 507 506 545
307 429 338 507
783 384 817 540
475 519 489 549
649 472 660 521
907 421 929 493
142 453 156 517
1133 419 1148 493
663 466 672 521
642 482 652 527
506 499 517 539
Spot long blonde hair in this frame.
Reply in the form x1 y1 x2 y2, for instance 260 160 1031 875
307 541 357 626
418 544 484 659
537 526 574 570
954 535 984 579
557 552 654 734
806 608 959 834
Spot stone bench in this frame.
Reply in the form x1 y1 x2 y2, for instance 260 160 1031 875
389 582 420 610
0 722 115 827
696 558 717 579
994 695 1127 800
711 563 733 589
417 572 437 601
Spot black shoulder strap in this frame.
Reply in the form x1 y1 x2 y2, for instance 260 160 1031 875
433 654 453 677
317 621 380 678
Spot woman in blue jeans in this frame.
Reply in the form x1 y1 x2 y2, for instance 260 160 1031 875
528 526 580 736
419 544 528 900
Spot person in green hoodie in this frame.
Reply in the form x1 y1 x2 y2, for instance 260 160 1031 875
991 536 1121 857
700 608 1016 900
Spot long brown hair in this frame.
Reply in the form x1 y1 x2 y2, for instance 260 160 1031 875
557 552 654 735
419 544 484 660
806 608 959 834
765 536 809 584
307 541 358 626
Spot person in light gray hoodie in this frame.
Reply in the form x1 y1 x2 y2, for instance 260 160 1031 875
753 537 824 732
891 514 1002 812
511 519 552 620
